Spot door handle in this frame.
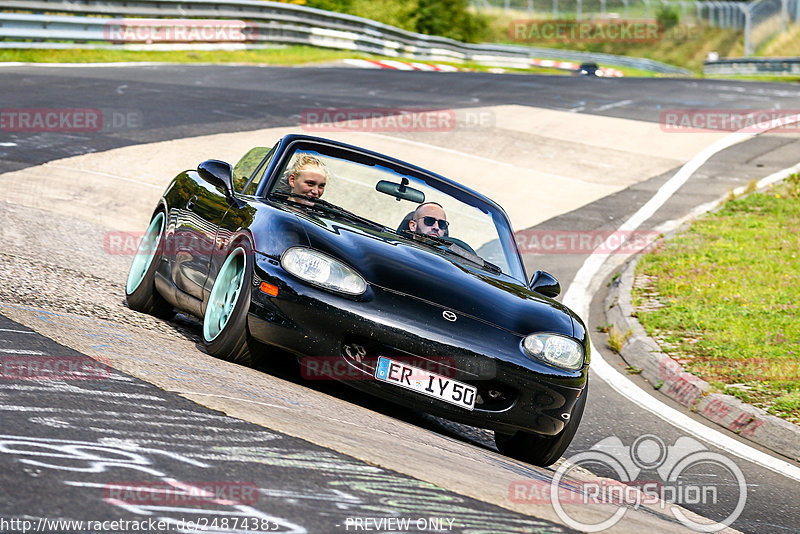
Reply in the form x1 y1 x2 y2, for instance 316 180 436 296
186 195 198 211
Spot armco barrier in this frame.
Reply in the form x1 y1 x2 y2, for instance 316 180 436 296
0 0 690 74
704 57 800 75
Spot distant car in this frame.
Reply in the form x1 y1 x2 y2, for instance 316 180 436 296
124 134 589 466
578 61 601 76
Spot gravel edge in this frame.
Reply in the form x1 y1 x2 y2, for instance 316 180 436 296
605 257 800 462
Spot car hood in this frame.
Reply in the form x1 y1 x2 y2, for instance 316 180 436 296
288 209 576 338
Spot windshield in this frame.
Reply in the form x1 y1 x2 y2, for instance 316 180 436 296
266 142 526 283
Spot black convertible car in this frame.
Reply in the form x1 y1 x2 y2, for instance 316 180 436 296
125 134 589 466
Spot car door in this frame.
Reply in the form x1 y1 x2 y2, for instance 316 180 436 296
171 175 230 302
198 146 276 308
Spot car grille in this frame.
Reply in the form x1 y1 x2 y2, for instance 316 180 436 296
340 336 518 412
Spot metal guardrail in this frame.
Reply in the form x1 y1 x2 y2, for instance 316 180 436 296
0 0 691 74
704 57 800 75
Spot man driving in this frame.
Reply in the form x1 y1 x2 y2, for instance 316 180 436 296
408 202 448 238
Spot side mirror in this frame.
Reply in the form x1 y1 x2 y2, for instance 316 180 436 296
198 159 234 196
529 270 561 298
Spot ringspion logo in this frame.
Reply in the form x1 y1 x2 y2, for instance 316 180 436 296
510 434 746 532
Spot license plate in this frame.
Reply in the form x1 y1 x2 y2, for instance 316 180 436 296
374 356 476 411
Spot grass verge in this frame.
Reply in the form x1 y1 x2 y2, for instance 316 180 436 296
632 174 800 423
0 46 374 65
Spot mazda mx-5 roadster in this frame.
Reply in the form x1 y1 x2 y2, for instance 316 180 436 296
125 134 589 466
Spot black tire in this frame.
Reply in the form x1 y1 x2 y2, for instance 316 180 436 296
495 382 588 466
125 211 172 318
202 241 257 367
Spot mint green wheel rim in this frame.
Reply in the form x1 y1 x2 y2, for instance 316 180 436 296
204 246 246 342
126 212 165 295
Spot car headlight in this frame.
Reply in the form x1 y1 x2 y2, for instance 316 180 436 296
522 333 584 370
281 247 367 295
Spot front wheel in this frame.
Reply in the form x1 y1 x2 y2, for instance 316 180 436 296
202 242 257 367
125 212 172 317
495 383 588 466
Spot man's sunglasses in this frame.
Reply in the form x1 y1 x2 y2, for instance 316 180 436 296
416 216 449 230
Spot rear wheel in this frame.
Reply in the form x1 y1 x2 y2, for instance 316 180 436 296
125 212 172 317
495 383 588 466
202 242 257 367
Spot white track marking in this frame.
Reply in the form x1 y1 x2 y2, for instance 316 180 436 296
0 348 45 355
563 113 800 481
0 328 34 333
594 100 633 112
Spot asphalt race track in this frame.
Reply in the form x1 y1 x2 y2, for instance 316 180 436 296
1 64 800 534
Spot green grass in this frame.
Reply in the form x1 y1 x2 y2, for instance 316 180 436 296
0 46 375 65
486 14 743 74
632 174 800 423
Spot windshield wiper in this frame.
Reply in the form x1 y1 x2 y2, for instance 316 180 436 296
271 191 386 231
400 230 503 275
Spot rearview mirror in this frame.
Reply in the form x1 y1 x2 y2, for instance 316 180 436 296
529 270 561 298
198 159 234 196
376 179 425 203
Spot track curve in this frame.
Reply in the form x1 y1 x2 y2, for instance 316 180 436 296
1 64 800 533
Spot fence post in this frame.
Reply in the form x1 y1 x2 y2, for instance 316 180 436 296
781 0 788 30
741 3 752 56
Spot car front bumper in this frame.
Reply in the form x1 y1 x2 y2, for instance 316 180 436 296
249 254 587 437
